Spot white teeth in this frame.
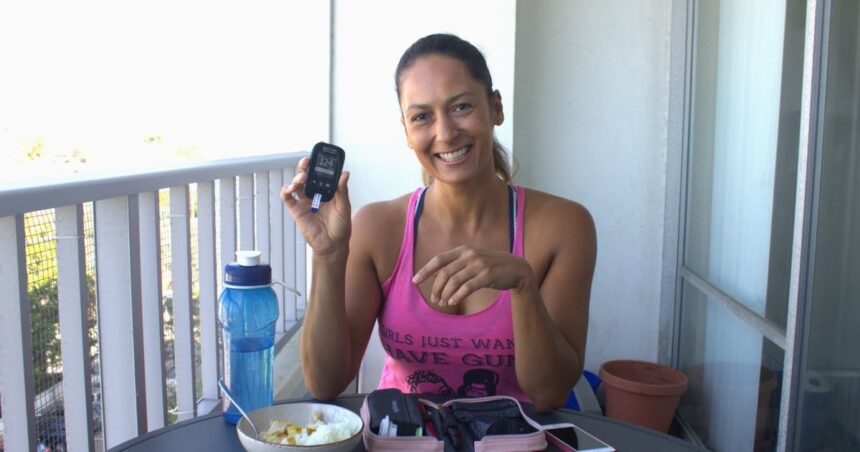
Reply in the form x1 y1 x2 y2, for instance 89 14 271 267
438 146 468 161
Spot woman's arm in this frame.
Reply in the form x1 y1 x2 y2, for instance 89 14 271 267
281 160 385 399
300 216 383 399
412 195 596 411
511 199 596 411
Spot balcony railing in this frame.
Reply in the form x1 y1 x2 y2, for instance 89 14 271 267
0 152 308 450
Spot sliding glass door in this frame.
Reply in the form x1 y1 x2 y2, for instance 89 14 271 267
795 1 860 450
676 0 805 450
677 0 860 450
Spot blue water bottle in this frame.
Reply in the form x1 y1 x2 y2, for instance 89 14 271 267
218 250 279 424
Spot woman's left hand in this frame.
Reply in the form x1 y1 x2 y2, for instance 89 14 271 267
412 245 536 306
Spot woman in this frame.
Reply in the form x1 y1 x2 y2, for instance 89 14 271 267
281 33 596 412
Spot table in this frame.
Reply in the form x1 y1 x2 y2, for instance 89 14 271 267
110 394 706 451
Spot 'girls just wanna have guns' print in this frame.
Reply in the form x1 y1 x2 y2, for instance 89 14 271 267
379 323 515 397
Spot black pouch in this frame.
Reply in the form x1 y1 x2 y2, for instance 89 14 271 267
366 388 425 436
450 399 536 441
439 405 473 451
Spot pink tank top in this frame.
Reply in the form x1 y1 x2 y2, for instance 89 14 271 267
377 186 529 401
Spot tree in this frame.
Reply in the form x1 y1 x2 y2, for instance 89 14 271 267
28 277 98 395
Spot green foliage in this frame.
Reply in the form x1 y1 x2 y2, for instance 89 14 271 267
29 280 62 392
28 276 98 395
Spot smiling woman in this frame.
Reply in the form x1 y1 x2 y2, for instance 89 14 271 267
399 53 504 187
283 33 597 413
0 1 329 183
396 36 511 187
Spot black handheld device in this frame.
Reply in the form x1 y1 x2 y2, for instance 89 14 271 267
304 142 345 212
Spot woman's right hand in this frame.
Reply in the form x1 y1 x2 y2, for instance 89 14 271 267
280 157 352 256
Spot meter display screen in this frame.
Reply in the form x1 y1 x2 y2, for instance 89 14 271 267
313 152 338 178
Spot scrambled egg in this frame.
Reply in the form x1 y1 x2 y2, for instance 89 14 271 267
260 410 355 446
261 418 318 445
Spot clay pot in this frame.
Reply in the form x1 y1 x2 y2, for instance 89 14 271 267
599 360 688 433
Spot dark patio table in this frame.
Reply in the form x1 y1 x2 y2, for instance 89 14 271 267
110 394 706 451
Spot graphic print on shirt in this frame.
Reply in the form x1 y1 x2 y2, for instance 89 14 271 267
457 368 499 397
406 370 456 395
404 368 501 396
380 322 514 396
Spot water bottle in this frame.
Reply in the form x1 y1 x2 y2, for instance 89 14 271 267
218 250 279 424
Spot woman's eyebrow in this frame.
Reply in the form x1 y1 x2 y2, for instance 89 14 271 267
405 91 477 111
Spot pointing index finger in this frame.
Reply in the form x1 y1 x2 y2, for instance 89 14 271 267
412 249 457 284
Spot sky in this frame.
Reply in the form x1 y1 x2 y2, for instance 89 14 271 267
0 1 328 185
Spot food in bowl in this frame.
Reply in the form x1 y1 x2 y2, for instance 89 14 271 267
237 402 363 452
260 410 356 446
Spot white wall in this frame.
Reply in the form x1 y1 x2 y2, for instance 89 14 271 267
330 0 516 391
513 1 672 372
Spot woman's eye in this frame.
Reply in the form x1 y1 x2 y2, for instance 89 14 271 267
453 103 473 113
411 113 429 123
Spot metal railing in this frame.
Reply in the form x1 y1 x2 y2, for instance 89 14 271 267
0 152 308 450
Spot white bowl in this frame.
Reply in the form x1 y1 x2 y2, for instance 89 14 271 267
237 402 363 452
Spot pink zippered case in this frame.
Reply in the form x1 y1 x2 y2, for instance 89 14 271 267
360 389 547 452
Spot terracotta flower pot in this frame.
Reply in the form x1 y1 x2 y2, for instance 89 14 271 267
599 359 688 433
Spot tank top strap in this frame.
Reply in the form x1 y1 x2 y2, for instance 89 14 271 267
381 187 426 295
412 185 523 255
413 186 429 240
512 185 525 257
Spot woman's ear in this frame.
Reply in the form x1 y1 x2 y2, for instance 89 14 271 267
492 90 504 126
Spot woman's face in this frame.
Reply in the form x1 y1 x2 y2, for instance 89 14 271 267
398 54 503 185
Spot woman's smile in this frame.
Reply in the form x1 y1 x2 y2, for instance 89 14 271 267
435 145 472 164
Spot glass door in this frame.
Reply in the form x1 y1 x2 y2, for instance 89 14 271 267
676 1 807 450
678 0 860 450
795 1 860 450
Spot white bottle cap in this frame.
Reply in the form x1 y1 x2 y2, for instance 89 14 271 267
236 250 262 267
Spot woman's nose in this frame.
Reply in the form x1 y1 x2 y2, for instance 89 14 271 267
435 114 459 143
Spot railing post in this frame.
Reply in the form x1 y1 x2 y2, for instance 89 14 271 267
256 172 271 265
56 205 96 450
269 170 287 333
294 177 307 313
94 196 146 447
282 167 299 322
238 174 254 252
170 186 197 421
139 191 168 430
219 177 237 284
0 215 37 452
197 181 221 411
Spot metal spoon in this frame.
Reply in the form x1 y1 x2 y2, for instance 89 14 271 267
218 379 261 438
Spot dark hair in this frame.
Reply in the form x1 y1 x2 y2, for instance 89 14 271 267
395 33 513 185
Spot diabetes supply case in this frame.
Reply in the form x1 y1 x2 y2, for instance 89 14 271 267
360 388 547 452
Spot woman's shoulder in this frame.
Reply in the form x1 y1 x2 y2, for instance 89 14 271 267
521 187 596 246
350 191 418 279
522 187 593 224
350 192 414 255
353 192 412 229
